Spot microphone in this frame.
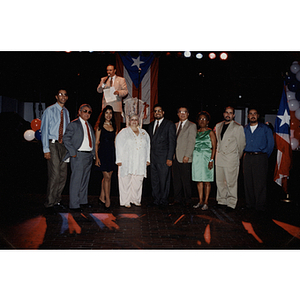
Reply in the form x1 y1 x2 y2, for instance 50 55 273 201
104 75 110 84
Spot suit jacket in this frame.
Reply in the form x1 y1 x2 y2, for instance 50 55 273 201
148 118 176 164
175 120 197 163
62 118 96 161
215 120 246 167
97 75 128 112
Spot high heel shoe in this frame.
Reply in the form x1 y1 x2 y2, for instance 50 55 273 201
201 204 208 211
193 202 203 209
98 197 105 204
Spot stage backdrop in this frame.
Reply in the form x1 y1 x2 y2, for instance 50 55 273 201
116 52 159 124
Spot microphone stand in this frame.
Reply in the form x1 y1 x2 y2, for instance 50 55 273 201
137 68 141 115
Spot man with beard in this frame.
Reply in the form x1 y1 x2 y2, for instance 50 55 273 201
148 104 176 206
215 106 246 211
243 108 274 212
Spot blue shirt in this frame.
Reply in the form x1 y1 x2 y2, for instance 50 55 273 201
244 122 274 157
40 102 70 153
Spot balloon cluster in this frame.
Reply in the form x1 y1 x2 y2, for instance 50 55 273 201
24 119 42 141
286 61 300 150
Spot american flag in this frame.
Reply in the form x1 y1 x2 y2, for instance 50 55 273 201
116 52 159 124
274 86 292 193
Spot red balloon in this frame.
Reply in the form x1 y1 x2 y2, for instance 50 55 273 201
294 128 300 140
31 118 41 131
290 118 300 129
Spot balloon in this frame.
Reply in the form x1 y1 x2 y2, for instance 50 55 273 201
24 129 35 141
295 108 300 120
292 61 299 65
35 129 42 141
286 72 296 84
290 116 300 129
31 118 41 131
296 71 300 82
294 128 300 140
288 99 300 111
288 81 299 92
286 91 296 100
291 137 299 150
290 63 300 74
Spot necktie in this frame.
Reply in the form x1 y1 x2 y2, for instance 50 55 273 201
85 121 92 148
176 122 182 138
58 109 64 143
110 77 113 87
154 120 159 135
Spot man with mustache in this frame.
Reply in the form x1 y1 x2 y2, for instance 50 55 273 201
243 108 274 212
215 106 246 211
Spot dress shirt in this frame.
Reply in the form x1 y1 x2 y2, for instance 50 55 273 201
78 117 93 151
102 75 116 88
153 118 164 134
244 122 274 157
177 119 188 133
41 102 70 153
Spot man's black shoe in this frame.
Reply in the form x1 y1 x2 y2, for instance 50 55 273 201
70 208 83 213
80 203 92 208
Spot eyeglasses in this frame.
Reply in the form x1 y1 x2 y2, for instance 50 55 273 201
179 111 188 114
82 110 92 114
58 93 68 96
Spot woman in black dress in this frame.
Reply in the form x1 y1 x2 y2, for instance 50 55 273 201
94 105 117 209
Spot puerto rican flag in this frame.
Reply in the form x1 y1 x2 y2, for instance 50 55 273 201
274 86 292 193
116 52 159 124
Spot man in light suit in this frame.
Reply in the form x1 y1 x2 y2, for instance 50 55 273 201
170 106 197 206
215 106 246 211
148 104 176 206
97 64 128 132
63 104 96 212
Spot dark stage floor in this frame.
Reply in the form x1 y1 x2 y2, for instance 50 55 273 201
0 193 299 250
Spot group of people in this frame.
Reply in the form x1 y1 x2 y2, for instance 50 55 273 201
40 64 274 215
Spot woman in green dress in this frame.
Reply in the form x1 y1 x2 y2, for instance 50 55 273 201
192 111 216 210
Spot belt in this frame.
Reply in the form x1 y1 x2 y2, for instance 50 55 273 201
49 139 59 143
245 152 265 155
78 150 92 153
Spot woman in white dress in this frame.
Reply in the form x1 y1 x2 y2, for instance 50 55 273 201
115 114 150 208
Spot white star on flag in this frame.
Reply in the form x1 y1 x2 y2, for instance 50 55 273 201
131 56 144 69
277 109 290 127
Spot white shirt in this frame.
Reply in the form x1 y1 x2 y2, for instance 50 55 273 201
153 117 164 134
78 117 93 151
177 119 188 133
115 127 150 178
250 124 258 133
102 75 116 88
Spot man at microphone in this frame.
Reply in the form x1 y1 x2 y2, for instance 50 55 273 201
97 64 128 132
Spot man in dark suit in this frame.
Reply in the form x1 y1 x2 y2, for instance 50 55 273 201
171 106 197 206
148 104 176 206
63 104 96 212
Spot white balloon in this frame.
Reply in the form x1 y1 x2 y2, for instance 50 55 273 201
292 61 299 65
24 129 35 141
295 108 300 120
286 91 296 100
291 137 299 150
288 99 300 111
290 64 300 74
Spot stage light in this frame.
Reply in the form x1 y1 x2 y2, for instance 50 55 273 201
177 52 183 57
209 52 216 59
184 51 191 58
166 52 171 56
220 52 228 60
196 53 203 59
